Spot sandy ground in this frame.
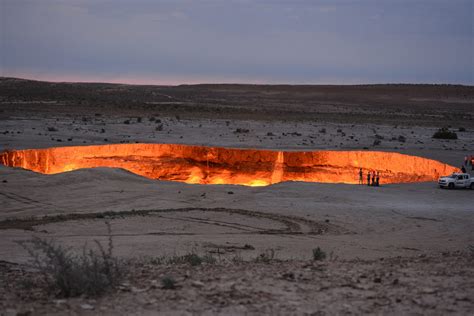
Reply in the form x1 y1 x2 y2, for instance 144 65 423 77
1 166 473 264
2 253 473 315
0 79 473 314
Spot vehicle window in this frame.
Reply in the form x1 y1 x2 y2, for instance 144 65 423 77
457 176 462 180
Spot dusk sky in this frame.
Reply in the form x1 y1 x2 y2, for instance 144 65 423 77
1 0 473 85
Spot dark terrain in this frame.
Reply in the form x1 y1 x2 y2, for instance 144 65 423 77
1 77 473 126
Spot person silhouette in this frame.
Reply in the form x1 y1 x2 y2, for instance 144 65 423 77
375 171 380 186
372 171 376 186
359 168 363 184
367 171 371 186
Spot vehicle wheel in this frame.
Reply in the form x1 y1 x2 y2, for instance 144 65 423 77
448 183 454 189
470 183 474 190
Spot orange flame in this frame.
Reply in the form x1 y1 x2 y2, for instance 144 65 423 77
0 143 458 186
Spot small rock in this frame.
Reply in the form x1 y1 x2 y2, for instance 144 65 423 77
53 299 67 306
131 286 147 293
421 287 436 294
80 304 94 310
191 280 205 288
146 299 157 305
118 282 131 291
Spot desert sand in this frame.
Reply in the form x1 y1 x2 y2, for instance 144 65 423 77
0 78 473 315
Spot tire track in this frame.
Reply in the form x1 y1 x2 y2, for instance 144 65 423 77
0 207 346 235
0 191 58 214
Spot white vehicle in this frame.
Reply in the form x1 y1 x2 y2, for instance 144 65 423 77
438 173 474 189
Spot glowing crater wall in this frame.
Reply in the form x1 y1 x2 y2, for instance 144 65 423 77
0 144 458 186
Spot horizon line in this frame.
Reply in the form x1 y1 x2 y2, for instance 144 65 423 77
2 76 472 88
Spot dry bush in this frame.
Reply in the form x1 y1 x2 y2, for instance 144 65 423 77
18 222 125 297
433 127 457 139
398 135 406 142
162 252 216 266
161 276 177 289
312 247 327 261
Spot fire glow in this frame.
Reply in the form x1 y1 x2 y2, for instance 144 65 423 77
0 144 458 186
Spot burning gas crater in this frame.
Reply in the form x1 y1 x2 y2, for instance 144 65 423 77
0 144 457 186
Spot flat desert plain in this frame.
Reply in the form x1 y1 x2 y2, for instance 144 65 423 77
0 78 473 315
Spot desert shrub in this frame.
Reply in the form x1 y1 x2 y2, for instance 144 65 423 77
161 276 176 289
432 127 457 140
398 135 406 143
375 134 384 140
165 252 216 266
459 127 466 132
183 253 202 266
136 117 142 123
234 128 249 134
123 119 130 125
18 222 124 298
312 247 326 261
202 253 217 264
373 139 381 146
319 128 326 134
47 127 58 132
155 124 163 131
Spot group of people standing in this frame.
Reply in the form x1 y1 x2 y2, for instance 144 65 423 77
461 155 473 173
359 168 380 186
